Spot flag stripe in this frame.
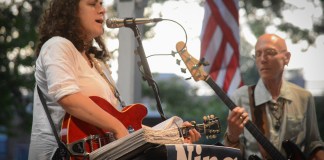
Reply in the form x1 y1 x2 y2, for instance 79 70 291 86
213 0 239 42
215 43 234 92
203 26 223 73
222 0 238 26
207 0 238 56
222 0 240 89
200 0 242 95
223 51 239 92
209 38 227 81
227 68 242 94
206 0 239 84
201 14 218 58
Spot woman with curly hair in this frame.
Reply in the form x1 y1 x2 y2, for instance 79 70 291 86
28 0 200 159
28 0 130 159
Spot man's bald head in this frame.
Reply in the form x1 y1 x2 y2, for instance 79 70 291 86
256 34 287 52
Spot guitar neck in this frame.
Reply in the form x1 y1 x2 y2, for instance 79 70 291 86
205 77 286 160
180 124 206 137
180 121 220 139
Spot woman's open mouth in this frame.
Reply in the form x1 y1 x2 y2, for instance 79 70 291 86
95 19 103 24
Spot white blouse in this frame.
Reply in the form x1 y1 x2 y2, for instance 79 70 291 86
28 36 117 159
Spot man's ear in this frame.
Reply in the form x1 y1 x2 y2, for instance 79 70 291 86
284 52 291 65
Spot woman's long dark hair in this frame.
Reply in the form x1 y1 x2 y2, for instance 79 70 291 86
35 0 110 60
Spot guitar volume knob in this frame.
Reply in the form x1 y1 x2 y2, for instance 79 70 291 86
128 126 135 133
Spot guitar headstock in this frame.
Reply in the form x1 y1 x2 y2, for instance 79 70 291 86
182 114 221 139
200 114 221 139
175 41 209 82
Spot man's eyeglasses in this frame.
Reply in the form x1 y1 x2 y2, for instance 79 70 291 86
253 48 285 59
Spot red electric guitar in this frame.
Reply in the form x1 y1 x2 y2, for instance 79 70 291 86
174 41 306 160
60 96 148 160
60 95 222 160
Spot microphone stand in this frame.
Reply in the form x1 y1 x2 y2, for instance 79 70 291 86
125 19 167 121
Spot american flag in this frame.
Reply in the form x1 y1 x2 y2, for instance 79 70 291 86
200 0 242 95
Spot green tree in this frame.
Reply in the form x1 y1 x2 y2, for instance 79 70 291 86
0 0 47 135
241 0 324 45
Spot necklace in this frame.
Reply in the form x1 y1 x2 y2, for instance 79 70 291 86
268 98 284 131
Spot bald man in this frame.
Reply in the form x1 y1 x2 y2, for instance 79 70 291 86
224 34 324 159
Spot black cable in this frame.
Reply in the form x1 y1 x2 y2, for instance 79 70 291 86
146 18 188 58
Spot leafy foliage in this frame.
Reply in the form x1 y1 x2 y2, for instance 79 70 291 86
241 0 324 45
0 0 47 135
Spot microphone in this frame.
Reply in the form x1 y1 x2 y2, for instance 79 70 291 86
106 17 163 28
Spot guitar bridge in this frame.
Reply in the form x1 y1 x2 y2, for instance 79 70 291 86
66 132 114 157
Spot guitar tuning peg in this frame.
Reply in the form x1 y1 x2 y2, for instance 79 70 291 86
176 59 181 65
171 50 177 57
203 116 209 124
203 61 209 66
181 68 186 73
203 116 207 121
198 58 210 66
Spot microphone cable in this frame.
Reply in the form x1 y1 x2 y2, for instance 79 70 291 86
146 18 188 59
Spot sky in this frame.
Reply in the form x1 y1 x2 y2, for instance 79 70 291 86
105 0 324 95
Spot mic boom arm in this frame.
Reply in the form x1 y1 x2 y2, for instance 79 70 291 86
106 17 163 28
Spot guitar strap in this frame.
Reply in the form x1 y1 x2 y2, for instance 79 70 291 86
248 85 270 159
36 85 70 160
90 54 126 107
